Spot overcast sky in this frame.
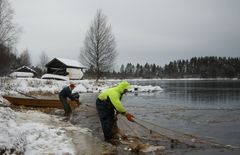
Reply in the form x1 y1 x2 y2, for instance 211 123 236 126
11 0 240 68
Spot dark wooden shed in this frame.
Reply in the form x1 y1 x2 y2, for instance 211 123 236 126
45 58 85 79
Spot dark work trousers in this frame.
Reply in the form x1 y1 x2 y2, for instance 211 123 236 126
59 95 72 114
96 98 115 141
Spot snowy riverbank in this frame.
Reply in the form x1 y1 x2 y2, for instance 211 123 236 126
0 77 163 96
1 77 240 155
0 77 163 154
0 107 91 154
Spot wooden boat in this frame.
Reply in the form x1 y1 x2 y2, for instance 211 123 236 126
2 95 79 109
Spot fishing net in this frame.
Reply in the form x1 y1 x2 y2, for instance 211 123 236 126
71 104 239 154
117 115 228 149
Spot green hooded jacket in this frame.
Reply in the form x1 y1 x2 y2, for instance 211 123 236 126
98 81 132 113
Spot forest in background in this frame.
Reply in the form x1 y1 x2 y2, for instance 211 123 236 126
85 56 240 79
1 46 240 79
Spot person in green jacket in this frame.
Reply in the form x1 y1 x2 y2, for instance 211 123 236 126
96 80 135 144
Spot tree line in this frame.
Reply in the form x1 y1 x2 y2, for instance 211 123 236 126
84 56 240 79
0 47 48 77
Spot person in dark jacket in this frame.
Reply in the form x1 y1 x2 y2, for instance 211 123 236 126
96 80 135 144
59 83 79 116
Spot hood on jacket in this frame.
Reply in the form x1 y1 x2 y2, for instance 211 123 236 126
115 80 132 93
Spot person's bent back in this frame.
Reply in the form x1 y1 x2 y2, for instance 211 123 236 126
59 84 77 116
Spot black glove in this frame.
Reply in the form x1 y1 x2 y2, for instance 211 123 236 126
72 92 79 99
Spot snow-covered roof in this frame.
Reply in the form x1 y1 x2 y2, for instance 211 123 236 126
15 66 36 73
55 58 85 68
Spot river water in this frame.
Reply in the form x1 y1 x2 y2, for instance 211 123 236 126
80 79 240 154
125 79 240 147
81 80 240 147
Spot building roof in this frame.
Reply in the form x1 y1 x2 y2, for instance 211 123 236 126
15 66 36 74
45 58 86 69
57 58 85 68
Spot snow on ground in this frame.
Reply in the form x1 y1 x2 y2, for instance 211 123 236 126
0 107 73 154
0 77 163 96
0 107 92 154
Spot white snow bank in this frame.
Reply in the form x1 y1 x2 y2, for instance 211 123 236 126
0 107 94 154
130 85 163 93
0 78 163 96
41 74 70 81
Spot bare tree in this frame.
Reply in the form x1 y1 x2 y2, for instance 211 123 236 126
0 0 19 47
38 51 49 71
19 49 31 66
0 0 20 75
79 9 117 80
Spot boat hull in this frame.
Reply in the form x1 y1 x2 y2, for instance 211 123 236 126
3 95 79 109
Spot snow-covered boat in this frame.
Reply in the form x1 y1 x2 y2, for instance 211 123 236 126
2 95 79 109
